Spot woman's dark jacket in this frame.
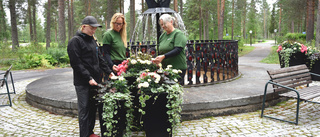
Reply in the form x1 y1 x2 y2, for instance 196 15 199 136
67 31 112 86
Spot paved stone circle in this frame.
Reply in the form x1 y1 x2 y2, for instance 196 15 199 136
1 79 320 136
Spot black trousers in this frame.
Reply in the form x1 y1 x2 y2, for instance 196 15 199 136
75 85 106 137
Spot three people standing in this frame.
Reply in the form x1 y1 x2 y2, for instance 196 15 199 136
68 13 187 137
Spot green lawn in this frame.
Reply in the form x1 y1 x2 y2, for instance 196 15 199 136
238 46 255 57
260 46 280 64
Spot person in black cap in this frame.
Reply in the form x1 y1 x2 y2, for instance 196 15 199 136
67 16 114 137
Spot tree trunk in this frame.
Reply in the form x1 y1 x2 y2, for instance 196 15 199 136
0 0 6 41
87 0 91 15
218 0 225 40
46 0 51 49
106 0 115 30
217 0 220 33
142 0 144 13
242 2 247 39
291 20 294 33
9 0 19 51
58 0 66 47
180 0 183 18
306 0 315 42
263 8 266 38
231 0 234 40
315 0 320 48
199 0 202 40
71 0 74 37
174 0 178 12
130 0 135 38
278 4 282 35
28 0 33 42
32 0 37 44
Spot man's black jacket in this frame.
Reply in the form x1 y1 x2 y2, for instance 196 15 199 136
67 31 112 86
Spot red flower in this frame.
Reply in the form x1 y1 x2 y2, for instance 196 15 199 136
277 45 282 52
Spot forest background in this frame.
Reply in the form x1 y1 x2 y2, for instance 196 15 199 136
1 0 320 69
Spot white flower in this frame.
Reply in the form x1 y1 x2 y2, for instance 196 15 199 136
293 47 297 50
118 76 125 81
111 76 118 80
178 70 182 73
157 69 164 73
167 65 173 69
131 59 137 64
146 60 152 65
148 79 151 82
174 79 178 82
141 82 149 88
172 69 179 74
139 60 146 64
145 69 150 72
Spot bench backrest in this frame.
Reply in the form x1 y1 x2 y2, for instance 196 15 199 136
0 65 12 87
267 64 312 92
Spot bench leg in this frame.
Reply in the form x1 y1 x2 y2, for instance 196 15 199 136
0 80 12 107
261 82 269 118
9 72 16 94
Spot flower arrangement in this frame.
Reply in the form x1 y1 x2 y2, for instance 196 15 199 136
277 41 308 67
102 52 185 135
135 65 184 134
96 76 134 137
116 52 159 77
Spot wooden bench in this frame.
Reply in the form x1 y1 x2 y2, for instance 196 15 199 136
261 64 320 125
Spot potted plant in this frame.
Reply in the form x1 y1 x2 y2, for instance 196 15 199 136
96 76 134 137
277 41 308 68
105 52 184 136
307 51 320 81
135 65 184 137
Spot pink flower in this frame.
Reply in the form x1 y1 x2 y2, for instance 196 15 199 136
140 72 147 78
300 44 308 53
277 45 282 52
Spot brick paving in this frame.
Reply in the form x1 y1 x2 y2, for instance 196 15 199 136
1 79 320 136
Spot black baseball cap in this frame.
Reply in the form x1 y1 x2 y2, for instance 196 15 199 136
81 16 102 28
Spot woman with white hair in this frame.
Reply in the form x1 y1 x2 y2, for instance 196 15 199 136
154 14 187 85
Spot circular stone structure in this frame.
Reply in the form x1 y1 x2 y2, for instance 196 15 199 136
26 67 282 120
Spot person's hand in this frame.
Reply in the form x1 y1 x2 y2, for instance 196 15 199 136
153 55 165 64
112 65 119 72
89 78 98 86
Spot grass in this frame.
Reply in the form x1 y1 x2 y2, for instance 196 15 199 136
238 46 255 57
260 46 280 64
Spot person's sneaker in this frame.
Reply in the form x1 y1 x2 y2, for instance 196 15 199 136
89 134 100 137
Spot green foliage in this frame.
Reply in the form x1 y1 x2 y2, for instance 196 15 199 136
13 53 56 69
285 33 306 41
46 47 70 64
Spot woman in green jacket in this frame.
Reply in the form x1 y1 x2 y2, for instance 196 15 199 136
153 14 187 85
